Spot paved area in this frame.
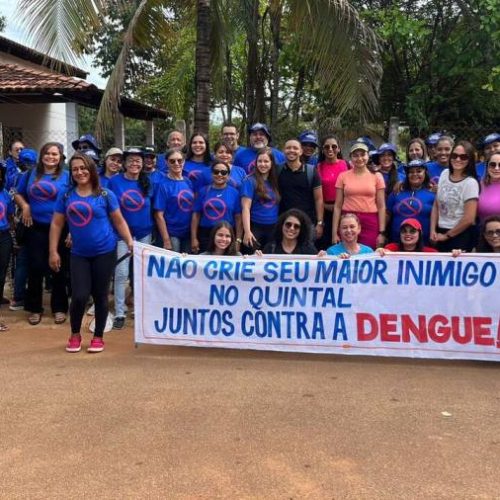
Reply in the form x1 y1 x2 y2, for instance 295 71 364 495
1 308 499 499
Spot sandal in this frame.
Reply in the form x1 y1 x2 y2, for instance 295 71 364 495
54 312 67 324
0 322 8 332
28 313 42 325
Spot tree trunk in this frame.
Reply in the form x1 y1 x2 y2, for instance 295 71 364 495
225 46 233 122
269 1 282 132
194 0 211 135
245 0 260 127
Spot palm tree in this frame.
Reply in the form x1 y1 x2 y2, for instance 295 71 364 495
17 0 381 138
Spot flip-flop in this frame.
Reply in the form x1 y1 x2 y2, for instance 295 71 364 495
28 313 42 325
0 322 8 332
54 312 67 324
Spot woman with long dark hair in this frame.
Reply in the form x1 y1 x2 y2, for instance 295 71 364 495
478 152 500 224
383 218 437 253
14 142 70 325
241 147 280 252
50 153 133 353
108 147 153 330
430 140 479 251
257 208 318 255
476 215 500 253
201 221 241 256
406 138 428 163
386 159 435 244
184 133 212 192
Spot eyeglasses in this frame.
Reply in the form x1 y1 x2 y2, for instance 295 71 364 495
127 159 142 164
213 169 229 176
323 144 338 150
400 227 418 234
450 153 468 161
168 158 183 164
488 162 500 170
485 229 500 237
284 221 301 230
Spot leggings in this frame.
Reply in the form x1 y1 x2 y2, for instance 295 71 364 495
0 231 12 308
70 250 116 338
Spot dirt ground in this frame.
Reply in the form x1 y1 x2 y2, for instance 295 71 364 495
1 300 499 499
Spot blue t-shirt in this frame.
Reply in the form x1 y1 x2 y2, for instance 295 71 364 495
476 161 486 181
183 159 211 192
0 189 14 231
108 173 154 239
154 176 194 238
196 164 247 192
4 157 21 192
147 169 166 198
194 184 242 228
326 242 374 256
241 175 279 225
17 169 70 224
426 161 447 185
304 155 318 166
233 147 286 174
54 189 119 257
386 188 435 244
156 153 167 173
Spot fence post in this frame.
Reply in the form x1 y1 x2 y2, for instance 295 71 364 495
145 120 154 145
389 116 399 146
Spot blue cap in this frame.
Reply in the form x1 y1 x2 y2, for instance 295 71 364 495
143 145 156 156
482 132 500 147
355 136 377 152
426 132 442 146
298 130 319 147
18 148 37 165
123 146 145 158
82 149 100 162
72 133 101 153
377 143 397 156
248 123 271 140
405 159 427 170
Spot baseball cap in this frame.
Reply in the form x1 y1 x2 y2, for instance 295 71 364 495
72 133 101 153
482 132 500 147
143 145 156 157
425 133 442 146
105 147 123 158
377 143 397 156
405 159 427 170
355 136 377 152
400 218 422 231
298 131 319 147
349 142 369 154
123 146 145 158
248 123 271 140
18 148 37 165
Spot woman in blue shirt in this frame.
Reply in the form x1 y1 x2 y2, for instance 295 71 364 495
108 147 153 329
326 213 374 258
191 161 242 253
50 153 133 353
14 142 70 326
154 149 194 253
241 147 280 252
184 133 212 192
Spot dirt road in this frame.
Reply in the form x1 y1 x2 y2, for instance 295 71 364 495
1 309 499 499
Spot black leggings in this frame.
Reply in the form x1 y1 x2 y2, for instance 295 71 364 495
25 222 70 314
0 231 12 308
70 250 116 337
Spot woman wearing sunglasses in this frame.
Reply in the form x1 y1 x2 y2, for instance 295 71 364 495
191 161 242 253
154 149 194 253
383 218 437 253
256 208 318 255
478 152 500 225
476 215 500 253
316 135 348 249
430 141 479 251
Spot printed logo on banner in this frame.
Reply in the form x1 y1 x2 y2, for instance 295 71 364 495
29 180 57 202
121 189 145 212
395 197 423 217
203 197 227 221
67 201 93 227
177 189 194 213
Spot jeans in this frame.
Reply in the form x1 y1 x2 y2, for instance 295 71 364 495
114 234 151 318
170 236 191 253
0 231 12 308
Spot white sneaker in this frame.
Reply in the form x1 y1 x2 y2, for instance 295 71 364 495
89 313 114 333
87 304 95 316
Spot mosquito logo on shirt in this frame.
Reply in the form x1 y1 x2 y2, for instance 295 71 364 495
395 197 423 217
29 180 58 202
67 201 93 227
203 198 227 221
120 189 145 212
177 190 194 213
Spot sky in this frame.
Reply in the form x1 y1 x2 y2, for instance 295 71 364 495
0 0 107 87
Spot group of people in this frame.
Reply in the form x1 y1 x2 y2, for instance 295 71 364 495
1 124 498 353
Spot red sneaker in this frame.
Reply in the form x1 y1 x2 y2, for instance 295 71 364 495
66 335 82 353
87 337 104 353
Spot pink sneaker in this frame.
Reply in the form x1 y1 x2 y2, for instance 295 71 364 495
87 337 104 353
66 335 82 353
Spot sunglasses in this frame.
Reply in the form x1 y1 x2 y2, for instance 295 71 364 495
485 229 500 237
168 158 183 164
400 227 418 234
213 169 229 176
450 153 468 161
323 144 338 150
487 161 500 170
284 221 301 230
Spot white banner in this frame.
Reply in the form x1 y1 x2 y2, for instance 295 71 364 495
133 242 500 362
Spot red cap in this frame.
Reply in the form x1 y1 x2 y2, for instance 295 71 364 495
400 218 422 231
